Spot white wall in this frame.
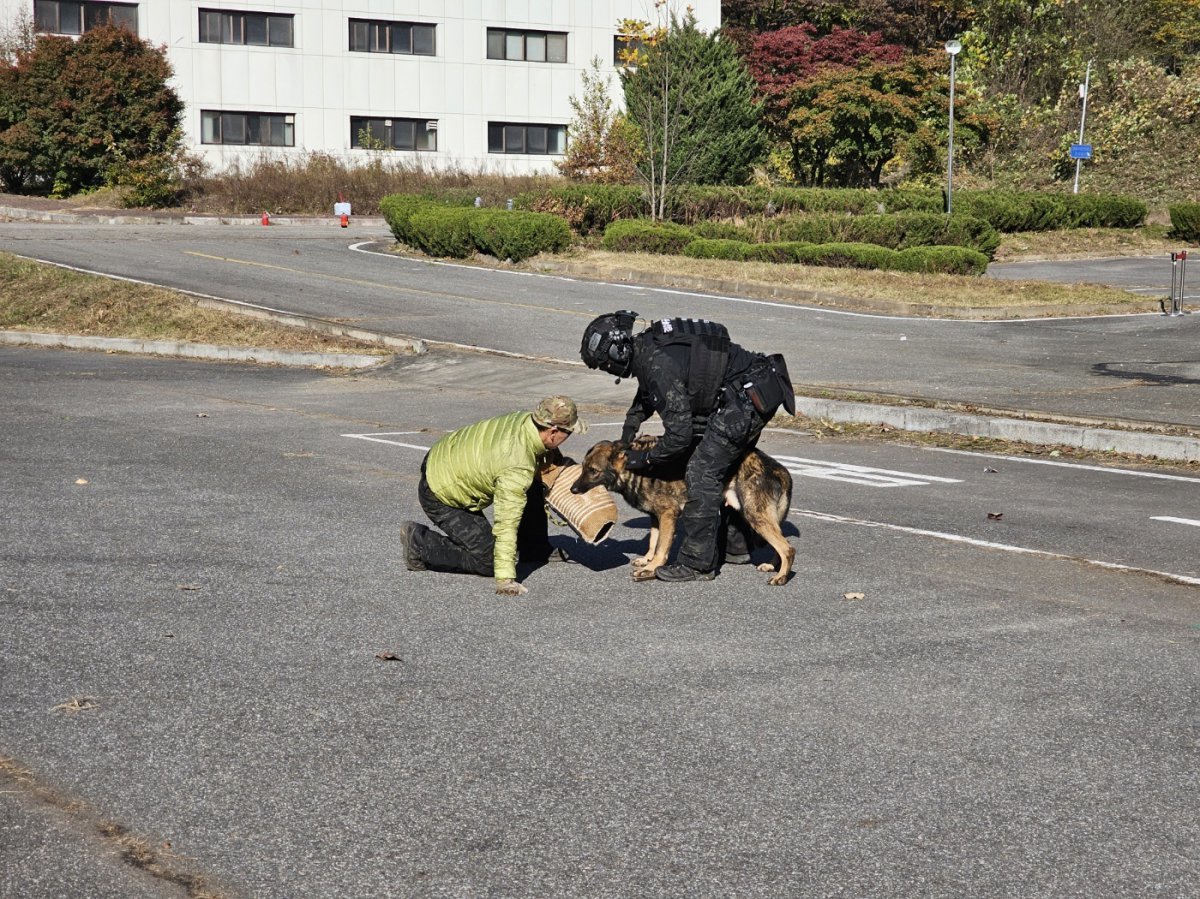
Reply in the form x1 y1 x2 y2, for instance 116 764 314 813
0 0 721 175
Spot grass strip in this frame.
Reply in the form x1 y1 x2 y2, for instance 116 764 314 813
0 252 390 356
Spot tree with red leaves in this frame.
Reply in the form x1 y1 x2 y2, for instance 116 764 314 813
0 25 183 199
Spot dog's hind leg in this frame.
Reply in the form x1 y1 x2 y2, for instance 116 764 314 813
742 505 795 587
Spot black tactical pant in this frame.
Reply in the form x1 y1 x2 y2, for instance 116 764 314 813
676 390 765 573
409 457 553 576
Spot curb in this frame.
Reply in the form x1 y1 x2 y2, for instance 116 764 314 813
0 204 387 229
794 396 1200 463
0 330 388 369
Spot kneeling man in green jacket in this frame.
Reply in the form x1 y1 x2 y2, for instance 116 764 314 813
401 396 587 596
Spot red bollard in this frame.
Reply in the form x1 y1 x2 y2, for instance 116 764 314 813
340 213 349 228
261 211 270 226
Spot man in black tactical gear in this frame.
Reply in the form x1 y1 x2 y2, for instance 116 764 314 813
580 311 793 583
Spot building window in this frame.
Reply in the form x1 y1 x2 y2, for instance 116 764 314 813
487 122 566 155
201 111 294 146
351 117 437 152
199 9 294 47
614 34 645 66
34 1 138 35
486 28 566 63
348 19 435 55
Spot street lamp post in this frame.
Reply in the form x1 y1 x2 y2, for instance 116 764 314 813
1073 59 1093 194
944 39 962 216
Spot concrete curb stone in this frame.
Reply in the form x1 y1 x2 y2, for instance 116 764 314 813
0 330 388 369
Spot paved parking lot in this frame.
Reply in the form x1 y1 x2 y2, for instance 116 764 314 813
3 346 1198 898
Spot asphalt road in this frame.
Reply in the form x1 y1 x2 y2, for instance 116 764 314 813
1 222 1199 431
3 346 1198 898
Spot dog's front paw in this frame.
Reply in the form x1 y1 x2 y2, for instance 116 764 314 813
632 566 659 582
767 571 790 586
631 556 653 569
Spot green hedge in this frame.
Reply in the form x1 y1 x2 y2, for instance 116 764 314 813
893 246 990 276
514 184 646 235
468 209 571 262
381 193 572 260
761 211 1000 258
681 238 752 261
1168 202 1200 242
601 219 695 255
407 207 476 258
680 237 988 274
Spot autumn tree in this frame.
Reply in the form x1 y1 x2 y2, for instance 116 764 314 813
783 57 930 187
557 57 639 183
0 25 184 201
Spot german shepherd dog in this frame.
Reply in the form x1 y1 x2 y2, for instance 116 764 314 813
570 436 795 585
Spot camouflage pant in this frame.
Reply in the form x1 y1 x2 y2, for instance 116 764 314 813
675 390 764 572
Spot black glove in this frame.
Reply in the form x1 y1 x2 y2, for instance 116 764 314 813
624 449 652 472
621 427 638 445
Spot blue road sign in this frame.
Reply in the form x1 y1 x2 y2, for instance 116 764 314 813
1070 143 1093 160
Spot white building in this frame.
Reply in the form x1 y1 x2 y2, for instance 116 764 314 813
1 1 720 174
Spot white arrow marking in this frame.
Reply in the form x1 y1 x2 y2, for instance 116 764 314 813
1151 516 1200 528
774 455 962 488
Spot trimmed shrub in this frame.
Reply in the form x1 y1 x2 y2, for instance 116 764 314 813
892 246 990 276
468 210 571 262
380 193 434 245
515 184 646 234
1168 202 1200 242
601 219 695 255
791 242 897 270
406 207 475 258
744 242 811 263
682 239 752 261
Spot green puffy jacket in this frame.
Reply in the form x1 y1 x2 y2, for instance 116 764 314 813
426 411 547 582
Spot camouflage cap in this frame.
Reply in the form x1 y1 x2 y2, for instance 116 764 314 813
532 395 587 434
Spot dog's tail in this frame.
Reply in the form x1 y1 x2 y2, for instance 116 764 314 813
760 450 793 520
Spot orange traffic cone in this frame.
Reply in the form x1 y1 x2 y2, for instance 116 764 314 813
261 211 270 226
340 213 349 228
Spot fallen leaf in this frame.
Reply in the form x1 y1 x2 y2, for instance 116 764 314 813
51 696 96 715
74 478 88 485
375 652 404 662
196 412 208 418
987 512 1004 521
177 584 201 591
843 592 865 601
984 467 998 473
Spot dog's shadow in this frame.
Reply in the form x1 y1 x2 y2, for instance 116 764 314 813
529 515 801 575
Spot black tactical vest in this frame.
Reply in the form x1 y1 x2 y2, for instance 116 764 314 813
650 318 731 415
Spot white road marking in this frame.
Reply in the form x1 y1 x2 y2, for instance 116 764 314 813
1151 516 1200 528
794 508 1200 588
342 432 431 451
774 455 962 488
344 432 957 489
926 447 1200 483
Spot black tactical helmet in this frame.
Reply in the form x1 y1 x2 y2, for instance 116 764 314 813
580 310 638 377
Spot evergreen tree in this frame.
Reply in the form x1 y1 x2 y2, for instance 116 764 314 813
621 10 766 216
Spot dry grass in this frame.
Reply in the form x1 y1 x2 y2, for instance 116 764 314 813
528 248 1154 316
186 152 559 216
0 252 390 355
993 224 1189 262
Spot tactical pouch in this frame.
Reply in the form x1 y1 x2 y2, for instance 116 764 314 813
743 354 796 418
